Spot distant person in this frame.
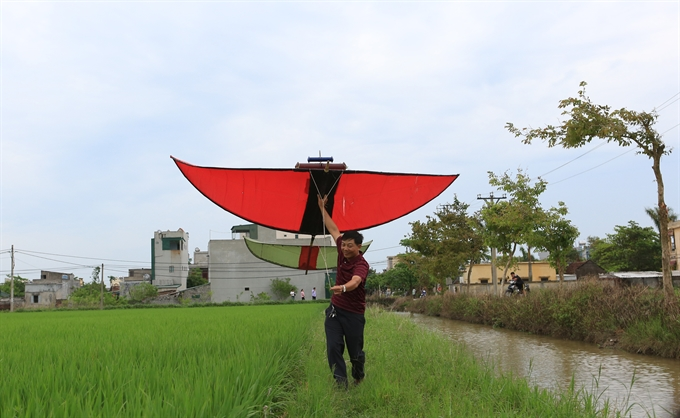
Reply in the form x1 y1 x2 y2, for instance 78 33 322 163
510 272 525 294
312 287 317 300
290 290 295 300
412 288 416 298
421 288 426 298
301 289 305 300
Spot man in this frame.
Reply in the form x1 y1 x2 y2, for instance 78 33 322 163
312 287 317 300
318 195 369 388
510 272 525 294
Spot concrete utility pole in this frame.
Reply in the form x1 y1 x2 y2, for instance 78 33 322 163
477 193 506 296
10 245 15 312
100 263 104 310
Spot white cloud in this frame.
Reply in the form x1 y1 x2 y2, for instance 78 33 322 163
1 1 678 279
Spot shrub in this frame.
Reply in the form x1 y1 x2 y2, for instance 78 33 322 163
129 283 158 302
270 278 297 300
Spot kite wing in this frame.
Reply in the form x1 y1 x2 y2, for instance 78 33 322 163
172 156 458 235
244 237 373 270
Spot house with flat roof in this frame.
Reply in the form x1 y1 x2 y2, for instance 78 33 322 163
24 270 81 308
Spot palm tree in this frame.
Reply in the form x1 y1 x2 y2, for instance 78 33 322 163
645 206 678 234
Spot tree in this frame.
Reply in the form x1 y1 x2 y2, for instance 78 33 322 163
645 206 678 234
0 275 28 297
380 263 418 295
589 221 661 272
128 283 158 303
538 203 580 283
91 266 101 283
364 268 384 295
507 81 675 301
269 278 297 300
480 170 548 293
187 268 208 288
402 196 485 290
70 282 123 306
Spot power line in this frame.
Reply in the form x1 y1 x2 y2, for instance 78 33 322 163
550 148 636 185
654 92 680 111
17 252 98 268
17 249 148 264
540 142 607 177
660 123 680 137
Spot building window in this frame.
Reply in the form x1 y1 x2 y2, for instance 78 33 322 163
162 238 183 251
540 277 549 282
671 234 676 251
32 294 39 303
169 266 174 273
480 279 489 284
245 287 250 291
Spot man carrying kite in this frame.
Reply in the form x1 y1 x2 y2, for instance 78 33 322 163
318 195 369 388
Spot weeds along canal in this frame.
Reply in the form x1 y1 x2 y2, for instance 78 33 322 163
407 313 680 418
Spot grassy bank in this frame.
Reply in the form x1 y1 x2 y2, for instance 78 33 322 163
2 304 613 417
286 307 609 417
392 280 680 359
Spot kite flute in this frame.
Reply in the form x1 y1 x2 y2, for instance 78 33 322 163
318 195 369 388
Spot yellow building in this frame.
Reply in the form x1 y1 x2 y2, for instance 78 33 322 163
669 220 680 270
464 262 557 284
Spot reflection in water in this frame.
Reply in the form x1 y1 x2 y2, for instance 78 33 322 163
409 314 680 418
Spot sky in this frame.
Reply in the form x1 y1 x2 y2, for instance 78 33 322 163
1 1 679 281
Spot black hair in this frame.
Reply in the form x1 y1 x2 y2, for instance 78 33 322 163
342 230 364 245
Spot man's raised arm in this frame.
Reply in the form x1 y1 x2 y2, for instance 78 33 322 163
317 194 341 242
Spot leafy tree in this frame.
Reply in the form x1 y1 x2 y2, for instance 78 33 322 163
269 277 297 300
70 282 123 306
380 263 418 295
589 221 661 272
91 266 101 283
481 170 547 293
129 282 158 303
538 203 580 283
397 252 435 292
402 196 485 290
462 212 489 292
565 247 582 264
507 81 674 301
645 206 678 234
517 247 538 262
187 268 208 288
0 275 28 297
364 268 384 295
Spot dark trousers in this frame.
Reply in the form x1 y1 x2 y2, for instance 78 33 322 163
325 305 365 385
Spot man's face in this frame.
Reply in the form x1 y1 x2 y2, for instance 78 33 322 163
341 238 362 260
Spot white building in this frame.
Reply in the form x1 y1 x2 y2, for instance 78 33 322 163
24 271 82 308
152 229 189 292
209 224 332 303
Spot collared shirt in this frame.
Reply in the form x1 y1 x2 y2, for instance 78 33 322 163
330 235 369 314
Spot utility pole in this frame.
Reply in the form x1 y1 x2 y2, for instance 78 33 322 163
10 245 15 312
100 263 104 310
477 192 506 296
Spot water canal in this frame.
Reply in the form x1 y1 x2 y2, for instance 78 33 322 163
408 314 680 417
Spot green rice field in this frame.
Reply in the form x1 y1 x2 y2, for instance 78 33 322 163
1 304 608 417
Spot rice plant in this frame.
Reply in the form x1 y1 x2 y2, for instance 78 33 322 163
0 304 322 417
